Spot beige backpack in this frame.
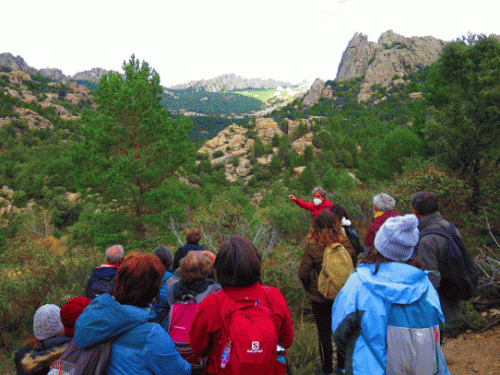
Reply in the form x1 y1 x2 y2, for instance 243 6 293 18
317 243 354 300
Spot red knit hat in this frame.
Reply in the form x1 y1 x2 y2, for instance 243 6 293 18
60 297 91 337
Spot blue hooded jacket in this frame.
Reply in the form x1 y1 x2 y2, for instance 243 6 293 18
74 294 190 375
332 263 450 375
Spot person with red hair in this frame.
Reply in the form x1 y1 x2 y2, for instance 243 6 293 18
75 252 191 375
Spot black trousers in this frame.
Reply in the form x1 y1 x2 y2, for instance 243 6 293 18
311 299 345 374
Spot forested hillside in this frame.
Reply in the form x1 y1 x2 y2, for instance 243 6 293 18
1 36 500 374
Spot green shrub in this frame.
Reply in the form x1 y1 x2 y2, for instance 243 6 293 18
196 153 209 160
0 227 5 257
50 195 82 230
196 159 213 175
291 122 308 141
271 133 280 147
260 197 310 243
231 156 240 167
0 229 100 364
386 165 473 229
212 149 224 158
11 190 28 208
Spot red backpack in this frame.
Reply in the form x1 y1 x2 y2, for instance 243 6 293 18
167 297 206 369
217 287 284 375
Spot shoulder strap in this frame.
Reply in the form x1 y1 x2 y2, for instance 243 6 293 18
420 223 461 242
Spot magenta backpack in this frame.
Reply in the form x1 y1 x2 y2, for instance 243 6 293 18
167 296 206 369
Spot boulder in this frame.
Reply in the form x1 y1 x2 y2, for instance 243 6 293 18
254 118 283 143
291 133 315 154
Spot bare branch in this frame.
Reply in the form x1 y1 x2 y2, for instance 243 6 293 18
169 217 184 246
481 207 500 248
197 219 218 252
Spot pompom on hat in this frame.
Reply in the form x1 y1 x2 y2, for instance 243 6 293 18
33 304 64 341
60 297 91 337
374 214 420 262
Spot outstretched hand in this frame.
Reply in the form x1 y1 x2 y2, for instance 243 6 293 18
289 195 297 201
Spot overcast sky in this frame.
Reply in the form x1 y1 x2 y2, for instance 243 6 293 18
3 0 498 87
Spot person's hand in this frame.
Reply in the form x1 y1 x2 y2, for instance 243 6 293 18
289 195 297 201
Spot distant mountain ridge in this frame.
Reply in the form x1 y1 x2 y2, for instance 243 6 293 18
0 53 108 84
169 73 295 92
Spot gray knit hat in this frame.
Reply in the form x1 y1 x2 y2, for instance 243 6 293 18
374 214 419 262
33 304 64 340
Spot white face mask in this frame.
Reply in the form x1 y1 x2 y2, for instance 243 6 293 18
313 198 323 206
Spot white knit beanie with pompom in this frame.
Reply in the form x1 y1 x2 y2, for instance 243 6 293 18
374 214 419 262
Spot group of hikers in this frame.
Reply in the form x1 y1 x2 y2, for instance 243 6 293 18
15 188 478 375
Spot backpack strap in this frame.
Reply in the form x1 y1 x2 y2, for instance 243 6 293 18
418 224 464 258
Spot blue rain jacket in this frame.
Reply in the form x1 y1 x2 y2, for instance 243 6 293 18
74 293 190 375
332 263 450 375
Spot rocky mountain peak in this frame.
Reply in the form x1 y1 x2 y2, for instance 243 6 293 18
0 53 36 74
334 30 447 101
0 53 108 84
335 32 379 82
170 74 294 92
72 67 109 82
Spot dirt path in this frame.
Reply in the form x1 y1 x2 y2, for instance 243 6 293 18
442 324 500 375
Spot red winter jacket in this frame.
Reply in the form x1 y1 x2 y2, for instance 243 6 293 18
189 282 294 375
364 210 401 247
293 198 333 220
294 198 349 222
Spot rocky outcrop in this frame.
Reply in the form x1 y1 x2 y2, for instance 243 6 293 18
72 67 108 83
0 69 93 132
0 52 108 84
0 53 36 74
302 79 334 106
336 33 380 82
38 68 70 83
335 30 447 101
197 117 319 182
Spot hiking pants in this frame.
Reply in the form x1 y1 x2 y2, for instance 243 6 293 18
311 300 345 374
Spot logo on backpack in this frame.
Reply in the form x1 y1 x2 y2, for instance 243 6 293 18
249 341 262 353
317 243 354 300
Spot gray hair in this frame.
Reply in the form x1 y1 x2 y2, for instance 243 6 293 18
154 245 174 271
373 193 396 212
105 245 124 265
312 187 327 197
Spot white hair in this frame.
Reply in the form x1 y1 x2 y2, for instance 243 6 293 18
373 193 396 212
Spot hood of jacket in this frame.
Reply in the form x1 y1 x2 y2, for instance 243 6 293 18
356 263 431 305
20 337 70 374
74 293 155 350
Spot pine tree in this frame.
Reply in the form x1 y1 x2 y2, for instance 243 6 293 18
72 56 194 240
